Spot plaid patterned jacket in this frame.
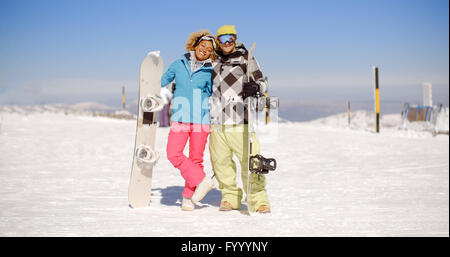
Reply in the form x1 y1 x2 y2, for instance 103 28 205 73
210 43 267 125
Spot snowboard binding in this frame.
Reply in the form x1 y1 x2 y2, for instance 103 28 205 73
141 95 164 112
249 154 277 175
135 145 160 165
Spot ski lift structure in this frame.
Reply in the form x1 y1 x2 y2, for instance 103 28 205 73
401 83 449 136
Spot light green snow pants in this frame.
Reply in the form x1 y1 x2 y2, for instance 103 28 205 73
209 125 270 211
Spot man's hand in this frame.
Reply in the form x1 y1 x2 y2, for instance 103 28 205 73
240 81 260 99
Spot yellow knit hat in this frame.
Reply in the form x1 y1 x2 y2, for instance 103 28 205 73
217 25 237 36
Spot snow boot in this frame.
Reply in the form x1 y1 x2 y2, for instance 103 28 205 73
219 201 234 211
181 197 195 211
191 176 214 203
256 205 271 214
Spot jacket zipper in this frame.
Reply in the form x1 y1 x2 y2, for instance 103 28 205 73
182 58 210 82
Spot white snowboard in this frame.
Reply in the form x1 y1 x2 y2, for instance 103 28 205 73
128 52 164 208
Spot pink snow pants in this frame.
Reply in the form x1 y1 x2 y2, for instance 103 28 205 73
166 122 210 198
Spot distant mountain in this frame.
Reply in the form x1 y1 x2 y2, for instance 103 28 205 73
0 102 135 119
0 100 425 125
278 100 407 122
306 109 449 134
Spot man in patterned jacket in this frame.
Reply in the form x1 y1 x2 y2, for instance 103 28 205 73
209 25 271 213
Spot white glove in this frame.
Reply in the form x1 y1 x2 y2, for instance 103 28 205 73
160 86 173 104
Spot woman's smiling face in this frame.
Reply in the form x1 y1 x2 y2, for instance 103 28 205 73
194 40 214 61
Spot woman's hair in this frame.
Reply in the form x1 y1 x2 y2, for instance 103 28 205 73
185 29 217 61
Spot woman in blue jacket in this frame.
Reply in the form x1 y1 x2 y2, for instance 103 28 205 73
161 30 216 211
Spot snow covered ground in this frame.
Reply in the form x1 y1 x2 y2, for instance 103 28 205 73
0 110 448 236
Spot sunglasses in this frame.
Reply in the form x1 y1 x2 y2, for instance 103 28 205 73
218 34 236 44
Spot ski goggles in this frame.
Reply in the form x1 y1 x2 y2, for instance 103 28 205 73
218 34 236 45
194 35 217 49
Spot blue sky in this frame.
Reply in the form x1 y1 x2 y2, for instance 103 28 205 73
0 0 448 110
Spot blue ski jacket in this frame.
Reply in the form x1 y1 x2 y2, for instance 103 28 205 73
161 52 212 125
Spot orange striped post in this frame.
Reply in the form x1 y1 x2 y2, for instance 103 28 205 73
122 86 126 111
373 67 380 133
347 101 351 127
